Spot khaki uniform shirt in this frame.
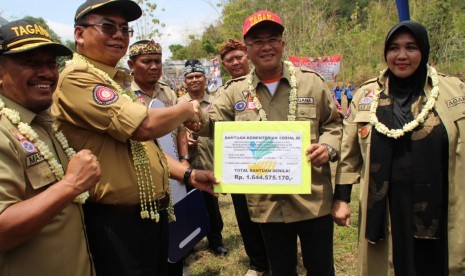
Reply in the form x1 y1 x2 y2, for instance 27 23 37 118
131 80 183 139
180 92 215 171
205 64 342 223
130 80 178 108
0 95 94 276
52 56 169 205
335 71 465 275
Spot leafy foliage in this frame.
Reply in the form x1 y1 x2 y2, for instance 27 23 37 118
22 16 71 69
133 0 165 40
168 0 465 84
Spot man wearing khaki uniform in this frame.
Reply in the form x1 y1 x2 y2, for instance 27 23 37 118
198 10 341 276
0 19 100 276
51 1 217 275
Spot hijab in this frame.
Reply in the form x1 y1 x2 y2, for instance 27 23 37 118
384 21 430 128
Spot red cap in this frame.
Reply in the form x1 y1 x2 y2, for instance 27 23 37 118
242 10 284 38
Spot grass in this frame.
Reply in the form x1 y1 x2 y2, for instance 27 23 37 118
185 185 360 276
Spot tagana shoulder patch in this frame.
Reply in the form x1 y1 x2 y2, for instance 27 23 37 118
93 85 119 105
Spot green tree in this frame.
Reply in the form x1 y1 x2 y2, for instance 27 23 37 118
169 44 188 60
23 16 62 42
411 0 464 74
133 0 164 40
22 16 72 69
168 0 465 82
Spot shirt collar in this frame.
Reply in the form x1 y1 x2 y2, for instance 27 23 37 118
184 91 211 104
0 94 39 125
250 61 290 89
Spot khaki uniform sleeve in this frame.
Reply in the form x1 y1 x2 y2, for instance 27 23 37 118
209 84 237 122
313 76 343 150
0 127 24 213
196 82 240 138
335 85 369 185
297 69 342 152
53 68 147 143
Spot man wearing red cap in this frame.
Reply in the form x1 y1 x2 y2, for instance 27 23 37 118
199 10 341 276
217 39 269 276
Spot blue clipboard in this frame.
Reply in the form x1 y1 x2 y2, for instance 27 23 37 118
168 188 210 262
149 99 210 262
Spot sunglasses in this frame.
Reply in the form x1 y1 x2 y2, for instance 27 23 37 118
80 22 134 38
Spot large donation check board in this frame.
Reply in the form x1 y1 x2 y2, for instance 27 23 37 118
214 121 311 194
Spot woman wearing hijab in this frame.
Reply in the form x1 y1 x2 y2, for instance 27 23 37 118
332 21 465 275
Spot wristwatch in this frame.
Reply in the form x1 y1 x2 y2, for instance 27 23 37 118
183 167 193 185
321 143 337 162
179 155 190 162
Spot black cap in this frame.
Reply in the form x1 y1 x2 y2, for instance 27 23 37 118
0 19 72 56
75 0 142 23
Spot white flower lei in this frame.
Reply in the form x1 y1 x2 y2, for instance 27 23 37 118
369 64 439 139
247 60 297 121
0 98 88 203
72 53 175 222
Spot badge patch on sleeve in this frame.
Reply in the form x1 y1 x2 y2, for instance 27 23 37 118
22 141 37 153
241 90 250 99
359 97 373 105
204 102 213 111
235 100 246 111
11 130 38 153
93 85 119 105
12 130 26 141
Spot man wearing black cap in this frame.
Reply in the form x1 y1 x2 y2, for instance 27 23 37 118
198 10 341 276
0 19 101 276
51 1 218 276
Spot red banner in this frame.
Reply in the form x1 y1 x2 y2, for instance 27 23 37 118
288 55 341 82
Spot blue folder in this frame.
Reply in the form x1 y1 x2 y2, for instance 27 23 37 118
149 99 210 263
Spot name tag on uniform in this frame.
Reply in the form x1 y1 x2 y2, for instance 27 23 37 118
446 96 465 108
297 97 314 104
26 152 45 167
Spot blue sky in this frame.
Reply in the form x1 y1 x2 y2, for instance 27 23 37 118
1 0 222 59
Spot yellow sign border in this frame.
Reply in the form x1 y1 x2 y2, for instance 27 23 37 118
214 121 311 194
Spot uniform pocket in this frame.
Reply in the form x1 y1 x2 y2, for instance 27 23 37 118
26 160 56 190
353 111 370 123
234 110 259 121
296 106 317 140
451 110 465 144
296 105 316 120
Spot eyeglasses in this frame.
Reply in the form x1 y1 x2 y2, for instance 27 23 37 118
246 37 282 49
185 74 205 81
80 23 134 38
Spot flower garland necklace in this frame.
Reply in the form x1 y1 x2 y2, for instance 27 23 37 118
72 53 175 222
369 64 439 139
247 60 298 121
0 98 88 203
